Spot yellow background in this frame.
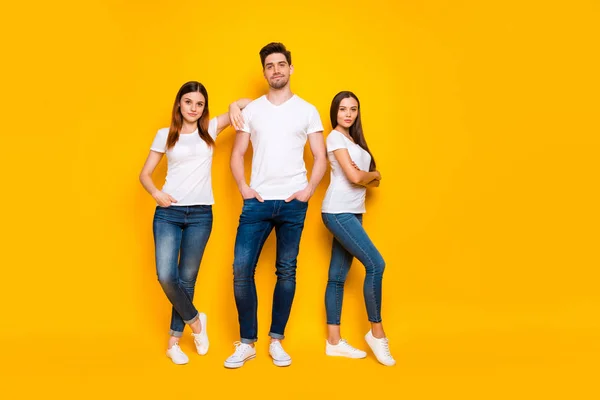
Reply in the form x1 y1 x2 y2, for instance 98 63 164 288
1 0 599 398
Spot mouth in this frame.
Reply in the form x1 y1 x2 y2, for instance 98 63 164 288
188 113 198 117
344 119 352 123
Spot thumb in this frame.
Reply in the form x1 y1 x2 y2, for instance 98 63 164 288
256 193 264 203
285 193 295 203
169 195 178 203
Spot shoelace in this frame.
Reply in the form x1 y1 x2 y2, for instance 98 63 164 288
380 338 392 358
270 342 288 357
339 339 362 353
170 343 183 353
232 341 248 357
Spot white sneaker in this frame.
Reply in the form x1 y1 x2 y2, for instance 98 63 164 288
224 342 256 369
326 339 367 359
166 343 189 365
365 330 396 366
191 312 209 355
269 341 292 367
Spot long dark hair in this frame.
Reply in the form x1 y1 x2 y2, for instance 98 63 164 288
166 81 213 149
329 91 376 171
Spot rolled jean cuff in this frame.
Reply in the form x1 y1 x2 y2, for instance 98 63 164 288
269 332 285 340
368 317 383 323
241 338 257 344
169 330 184 338
184 312 199 326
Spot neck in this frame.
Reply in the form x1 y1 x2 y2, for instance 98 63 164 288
181 121 197 134
335 125 351 138
266 86 293 105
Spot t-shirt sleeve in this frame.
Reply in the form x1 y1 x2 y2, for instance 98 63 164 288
150 128 169 153
238 107 251 133
326 131 347 152
208 117 219 140
306 106 324 134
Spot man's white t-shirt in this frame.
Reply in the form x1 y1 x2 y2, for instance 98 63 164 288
321 130 372 214
150 117 219 206
239 95 324 200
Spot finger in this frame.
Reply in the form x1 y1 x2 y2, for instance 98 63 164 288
284 194 295 202
256 193 264 202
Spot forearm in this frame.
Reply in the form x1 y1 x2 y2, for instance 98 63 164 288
230 153 248 191
233 98 252 109
355 171 379 186
139 173 160 196
307 156 327 194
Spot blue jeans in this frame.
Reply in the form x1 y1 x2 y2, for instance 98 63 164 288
153 205 213 337
322 213 385 325
233 198 308 344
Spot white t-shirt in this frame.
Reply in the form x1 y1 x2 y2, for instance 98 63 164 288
150 117 219 206
239 95 324 200
321 130 372 214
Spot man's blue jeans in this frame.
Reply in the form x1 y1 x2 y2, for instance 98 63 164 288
233 198 308 343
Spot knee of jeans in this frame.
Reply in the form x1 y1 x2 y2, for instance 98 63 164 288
233 261 254 282
367 257 386 275
275 264 296 281
157 271 176 286
327 277 346 286
179 276 197 289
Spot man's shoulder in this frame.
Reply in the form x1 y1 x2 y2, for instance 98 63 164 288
245 95 266 111
292 94 317 111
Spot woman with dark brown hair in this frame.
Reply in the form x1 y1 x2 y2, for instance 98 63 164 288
321 91 395 366
139 81 249 364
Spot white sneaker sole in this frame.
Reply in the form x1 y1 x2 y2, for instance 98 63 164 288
166 354 189 365
224 354 256 369
272 357 292 367
326 350 367 359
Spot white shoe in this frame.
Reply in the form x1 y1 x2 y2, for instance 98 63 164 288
365 330 396 366
326 339 367 359
166 343 189 365
269 341 292 367
191 312 209 355
224 342 256 369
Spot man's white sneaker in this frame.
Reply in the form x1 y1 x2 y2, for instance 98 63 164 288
365 330 396 366
191 312 209 355
269 341 292 367
325 339 367 359
166 343 189 365
224 342 256 369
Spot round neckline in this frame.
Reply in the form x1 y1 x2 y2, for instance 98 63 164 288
179 129 198 136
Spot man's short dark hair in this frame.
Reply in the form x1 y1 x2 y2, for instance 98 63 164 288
259 42 292 68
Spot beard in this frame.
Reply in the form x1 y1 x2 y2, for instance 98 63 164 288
268 76 289 89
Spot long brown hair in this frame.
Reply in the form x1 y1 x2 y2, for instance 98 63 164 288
166 81 214 149
330 91 376 171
